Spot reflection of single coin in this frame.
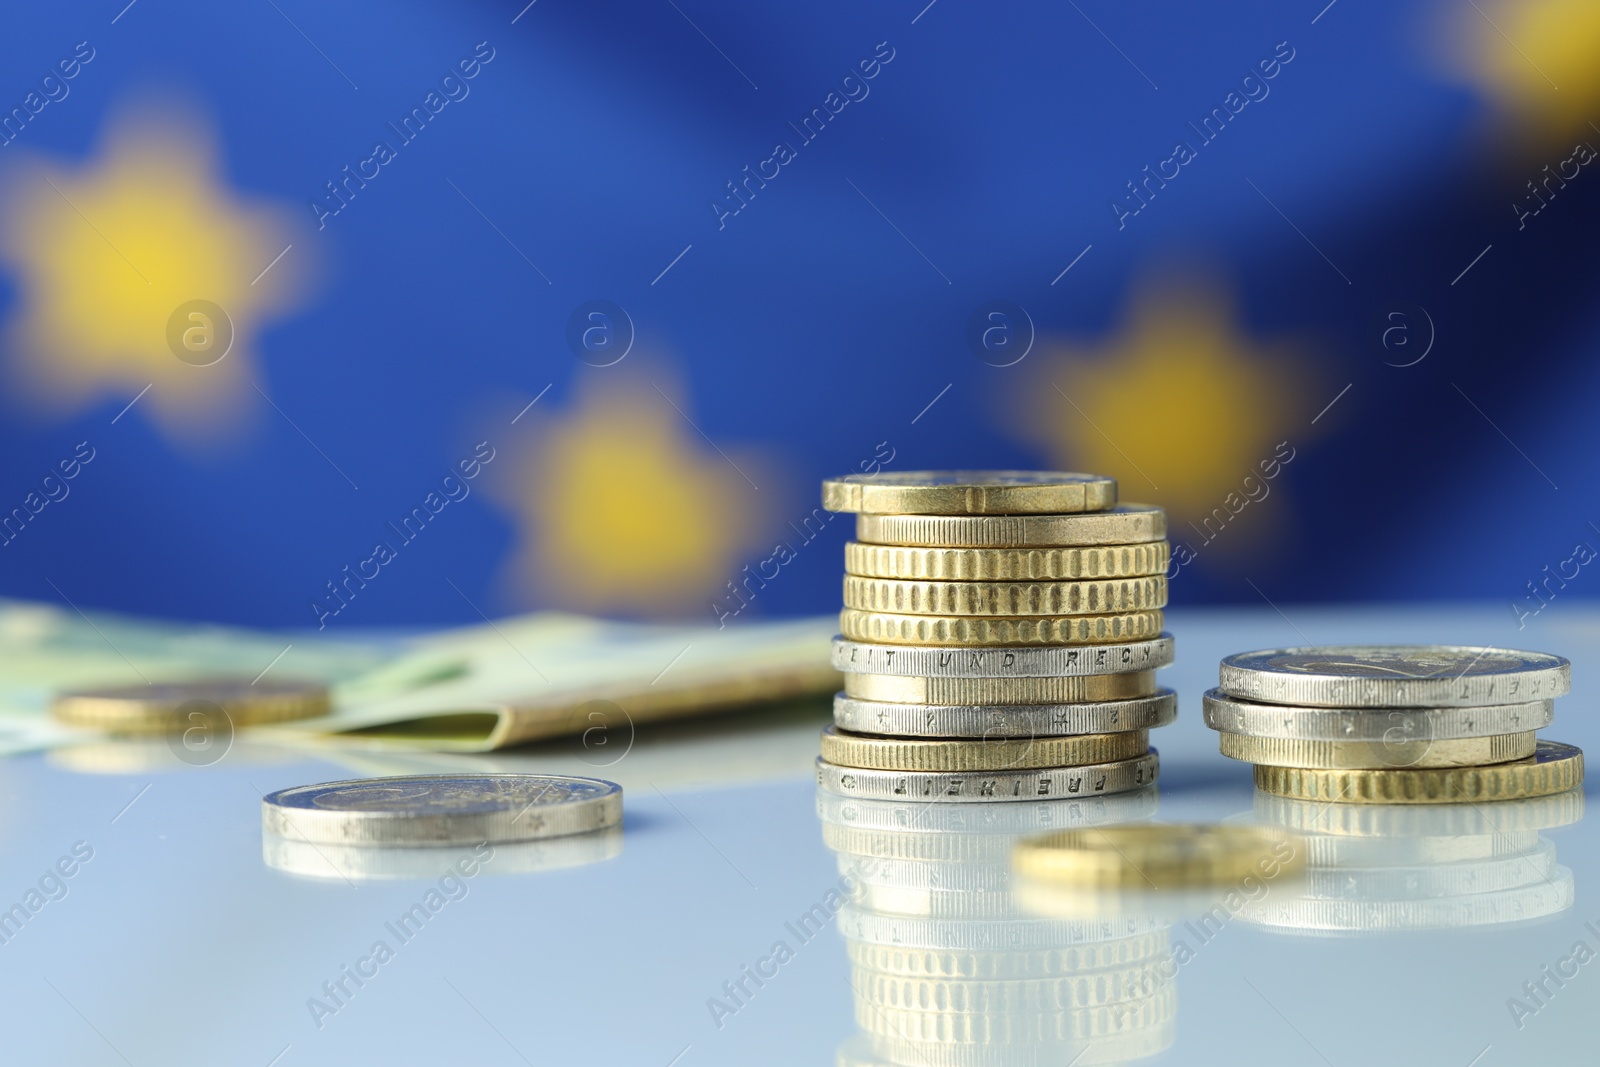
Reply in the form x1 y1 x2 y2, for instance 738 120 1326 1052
1012 877 1307 923
845 541 1170 581
1304 841 1557 900
262 774 622 845
840 609 1164 646
1253 740 1584 803
1203 689 1555 741
52 678 329 733
823 471 1117 515
821 727 1148 772
855 962 1168 1013
845 928 1168 980
853 882 1028 919
815 786 1159 836
835 1026 1177 1067
831 634 1174 677
843 671 1158 706
843 855 1014 893
836 904 1166 950
262 826 622 880
1296 829 1541 867
857 505 1165 548
1218 731 1538 769
1218 645 1571 707
817 751 1159 802
834 691 1176 738
859 982 1175 1043
1252 788 1583 836
1237 868 1574 934
844 575 1167 616
1013 824 1303 889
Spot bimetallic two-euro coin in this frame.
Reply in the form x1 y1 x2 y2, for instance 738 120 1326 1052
52 678 329 733
834 691 1177 738
1217 645 1571 707
816 750 1159 802
840 609 1164 646
1219 731 1538 770
261 774 623 846
857 505 1166 548
1253 740 1584 803
845 541 1170 581
843 575 1166 617
822 471 1117 515
1012 824 1304 889
820 726 1148 771
831 635 1174 677
1202 689 1555 742
843 671 1158 706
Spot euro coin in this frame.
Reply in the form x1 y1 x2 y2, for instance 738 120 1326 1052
857 505 1166 548
843 575 1166 616
52 678 329 733
845 541 1170 581
1217 730 1538 769
819 726 1148 771
822 470 1117 515
833 691 1177 738
831 635 1174 677
843 671 1157 706
816 750 1160 802
261 774 622 845
1252 740 1584 803
839 609 1164 646
1012 823 1304 889
1202 689 1555 742
1217 645 1570 707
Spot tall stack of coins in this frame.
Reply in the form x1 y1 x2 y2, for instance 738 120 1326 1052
1203 645 1584 803
816 472 1173 801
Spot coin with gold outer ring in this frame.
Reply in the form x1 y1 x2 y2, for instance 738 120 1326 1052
1253 740 1584 803
845 541 1170 581
1217 730 1538 769
842 671 1157 706
840 609 1163 646
857 505 1165 548
843 575 1166 616
819 726 1148 772
822 470 1116 515
1012 823 1304 889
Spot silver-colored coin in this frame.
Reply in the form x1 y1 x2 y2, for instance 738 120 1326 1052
835 691 1177 738
1202 689 1554 741
262 827 623 880
844 855 1015 893
831 635 1175 677
1302 840 1557 901
836 905 1166 950
1237 868 1574 934
261 774 622 846
816 751 1159 803
816 787 1159 837
844 928 1170 980
1296 830 1542 867
1217 645 1570 707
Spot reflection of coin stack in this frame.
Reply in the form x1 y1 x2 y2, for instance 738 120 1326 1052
817 472 1172 803
1203 645 1584 804
1240 790 1580 934
818 790 1176 1066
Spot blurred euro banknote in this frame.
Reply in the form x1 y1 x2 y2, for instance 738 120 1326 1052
0 598 838 754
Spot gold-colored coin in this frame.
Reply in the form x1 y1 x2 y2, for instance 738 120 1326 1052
844 575 1166 616
1012 824 1304 889
839 609 1164 646
845 541 1170 581
821 471 1117 515
857 505 1165 548
52 679 329 733
819 726 1148 772
843 671 1157 706
1253 740 1585 803
1218 731 1538 769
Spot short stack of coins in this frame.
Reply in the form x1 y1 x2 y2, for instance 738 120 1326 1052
815 471 1173 801
1203 645 1584 803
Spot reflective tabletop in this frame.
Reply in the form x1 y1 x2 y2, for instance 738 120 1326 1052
3 604 1594 1065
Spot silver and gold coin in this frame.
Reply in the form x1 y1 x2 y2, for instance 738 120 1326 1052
822 470 1117 515
843 671 1158 706
816 750 1159 802
840 609 1164 646
820 726 1148 772
843 575 1166 616
261 774 623 845
1202 688 1555 742
845 541 1170 581
831 635 1173 677
1217 730 1539 770
1218 645 1571 708
857 505 1166 548
833 690 1177 738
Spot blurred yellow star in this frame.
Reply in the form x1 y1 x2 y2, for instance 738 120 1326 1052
0 99 310 442
1009 273 1311 527
1437 0 1600 143
488 376 774 616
